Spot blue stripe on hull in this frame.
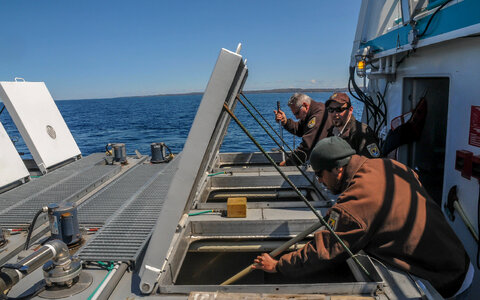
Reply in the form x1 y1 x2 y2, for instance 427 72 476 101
361 1 480 53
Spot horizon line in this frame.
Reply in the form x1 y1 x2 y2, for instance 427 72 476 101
57 87 349 101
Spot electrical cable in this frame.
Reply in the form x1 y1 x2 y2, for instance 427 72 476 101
418 0 453 37
349 67 379 116
222 102 372 280
24 208 45 250
0 106 5 116
348 66 387 136
353 72 386 135
188 210 214 216
376 92 388 131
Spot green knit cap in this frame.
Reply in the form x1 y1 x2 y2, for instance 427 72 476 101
311 136 355 171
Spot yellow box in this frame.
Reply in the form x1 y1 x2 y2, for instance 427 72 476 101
227 197 247 218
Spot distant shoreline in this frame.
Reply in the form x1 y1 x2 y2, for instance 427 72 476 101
57 88 348 101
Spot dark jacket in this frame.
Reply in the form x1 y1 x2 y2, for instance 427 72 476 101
327 115 380 158
283 100 331 164
277 155 469 298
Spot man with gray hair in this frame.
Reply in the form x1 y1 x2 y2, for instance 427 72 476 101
274 93 331 165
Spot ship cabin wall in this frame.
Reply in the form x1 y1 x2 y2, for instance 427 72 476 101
367 35 480 296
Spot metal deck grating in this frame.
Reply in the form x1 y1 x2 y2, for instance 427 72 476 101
77 156 181 263
0 161 120 227
77 163 168 227
0 153 106 212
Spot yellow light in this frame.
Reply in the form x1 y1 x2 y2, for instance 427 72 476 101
357 60 366 70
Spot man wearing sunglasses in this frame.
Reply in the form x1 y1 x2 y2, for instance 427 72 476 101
274 93 331 166
252 137 473 299
325 92 380 158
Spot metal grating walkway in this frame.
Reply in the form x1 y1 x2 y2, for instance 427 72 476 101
0 154 120 227
76 156 181 263
77 163 169 227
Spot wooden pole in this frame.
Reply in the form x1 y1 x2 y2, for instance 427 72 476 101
220 221 322 285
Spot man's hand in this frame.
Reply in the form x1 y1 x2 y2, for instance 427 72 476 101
252 253 278 273
274 109 287 125
279 160 286 166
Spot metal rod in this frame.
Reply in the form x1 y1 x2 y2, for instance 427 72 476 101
189 241 308 252
240 93 297 155
238 95 302 164
236 96 329 202
277 100 286 162
96 262 129 300
222 103 372 281
221 221 322 285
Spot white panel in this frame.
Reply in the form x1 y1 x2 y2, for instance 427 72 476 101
361 0 403 41
0 121 29 187
0 82 81 173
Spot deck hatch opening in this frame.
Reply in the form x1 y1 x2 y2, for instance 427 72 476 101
174 238 360 286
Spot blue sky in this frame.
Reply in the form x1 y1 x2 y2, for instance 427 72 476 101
0 1 361 100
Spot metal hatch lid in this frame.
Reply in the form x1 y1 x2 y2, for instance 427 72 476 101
0 81 81 174
0 121 29 190
139 47 248 293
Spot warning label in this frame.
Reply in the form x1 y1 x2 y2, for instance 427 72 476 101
469 106 480 147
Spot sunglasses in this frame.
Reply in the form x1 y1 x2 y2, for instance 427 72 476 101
327 106 349 113
293 106 303 116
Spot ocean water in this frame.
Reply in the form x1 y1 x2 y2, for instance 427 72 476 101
0 92 363 158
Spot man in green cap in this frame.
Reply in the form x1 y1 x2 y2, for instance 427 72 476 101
252 136 472 299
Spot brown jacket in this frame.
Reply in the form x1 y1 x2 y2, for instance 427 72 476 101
327 115 380 158
283 100 331 164
277 155 469 298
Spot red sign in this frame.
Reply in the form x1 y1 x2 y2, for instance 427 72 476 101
469 106 480 147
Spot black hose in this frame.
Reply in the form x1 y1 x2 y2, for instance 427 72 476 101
418 0 453 37
24 208 45 250
348 66 386 135
349 67 377 114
